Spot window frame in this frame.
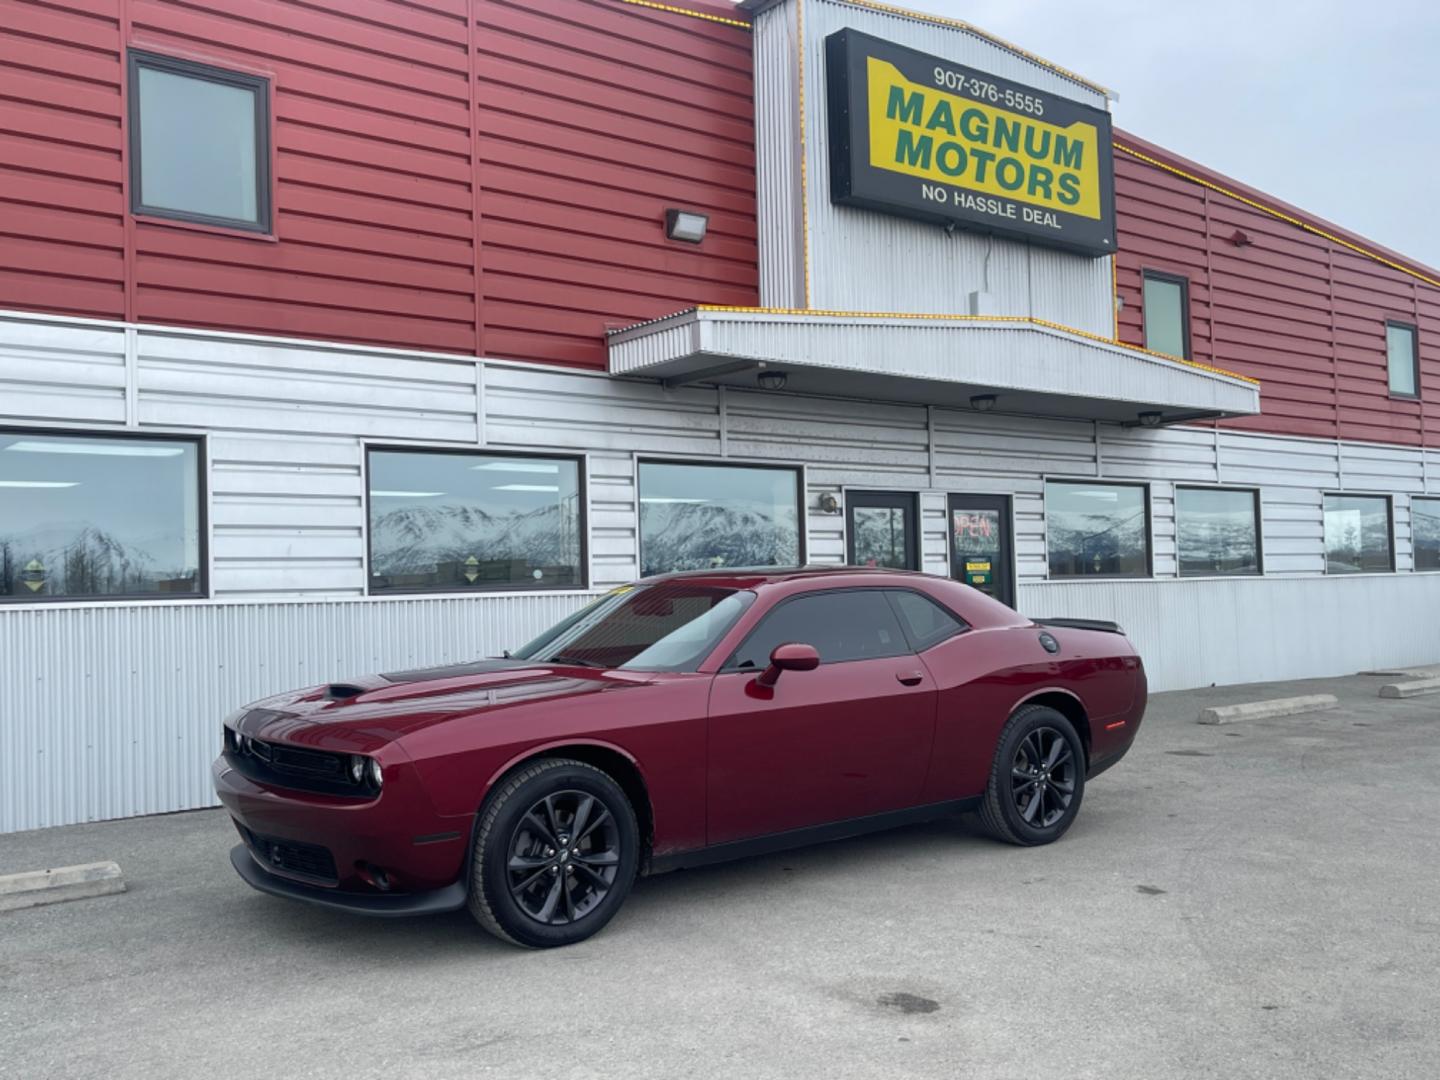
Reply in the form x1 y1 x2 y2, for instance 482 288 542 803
844 489 920 570
363 444 589 596
1141 269 1192 361
1043 478 1154 581
0 425 209 605
1412 496 1440 573
1321 492 1395 575
1385 320 1421 401
1173 484 1264 578
636 457 807 578
127 49 273 235
720 586 914 671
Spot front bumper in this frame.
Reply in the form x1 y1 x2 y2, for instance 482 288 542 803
213 755 472 908
229 845 466 916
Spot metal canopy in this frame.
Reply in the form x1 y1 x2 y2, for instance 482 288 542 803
607 307 1260 425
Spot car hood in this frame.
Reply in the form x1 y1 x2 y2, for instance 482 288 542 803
235 659 653 744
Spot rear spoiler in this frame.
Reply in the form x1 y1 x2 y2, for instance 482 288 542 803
1033 617 1126 635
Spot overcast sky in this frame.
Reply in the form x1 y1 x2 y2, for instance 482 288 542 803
733 0 1440 268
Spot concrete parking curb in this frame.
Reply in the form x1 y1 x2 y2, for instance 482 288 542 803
1197 694 1339 725
1379 678 1440 699
0 861 126 913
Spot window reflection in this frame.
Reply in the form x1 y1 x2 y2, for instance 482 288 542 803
368 451 583 592
0 431 202 600
1323 494 1392 574
1415 499 1440 572
638 462 801 577
1176 487 1260 576
1045 481 1149 578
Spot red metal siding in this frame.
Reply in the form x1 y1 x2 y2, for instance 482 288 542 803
1113 132 1439 448
473 0 758 368
0 0 757 367
0 0 127 320
7 2 1437 448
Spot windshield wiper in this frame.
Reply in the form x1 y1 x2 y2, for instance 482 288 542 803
547 654 606 669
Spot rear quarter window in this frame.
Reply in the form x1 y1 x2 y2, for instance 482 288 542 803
887 589 968 651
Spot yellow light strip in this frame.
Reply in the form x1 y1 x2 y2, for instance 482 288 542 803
693 304 1261 385
1115 143 1440 290
612 0 753 29
837 0 1112 98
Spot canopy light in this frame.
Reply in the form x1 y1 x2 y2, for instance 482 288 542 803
757 369 788 391
0 480 80 488
970 394 997 412
1139 411 1163 427
664 208 708 244
471 461 560 474
371 490 444 497
494 484 560 493
3 440 184 457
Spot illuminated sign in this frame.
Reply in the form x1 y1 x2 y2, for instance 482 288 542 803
825 28 1117 257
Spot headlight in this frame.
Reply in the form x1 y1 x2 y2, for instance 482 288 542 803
349 755 366 784
367 757 383 791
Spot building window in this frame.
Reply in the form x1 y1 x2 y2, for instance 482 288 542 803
1045 480 1150 578
1142 271 1190 359
0 430 203 601
638 461 802 577
1176 487 1262 576
128 51 271 232
1412 498 1440 572
366 449 584 593
1386 322 1419 398
1323 494 1393 574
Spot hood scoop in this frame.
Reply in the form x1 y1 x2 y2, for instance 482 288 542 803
326 683 366 700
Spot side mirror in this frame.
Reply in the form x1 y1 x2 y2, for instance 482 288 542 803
757 642 820 688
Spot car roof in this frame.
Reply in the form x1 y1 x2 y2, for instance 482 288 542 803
639 565 941 589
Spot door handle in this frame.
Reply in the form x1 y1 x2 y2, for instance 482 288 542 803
897 670 925 686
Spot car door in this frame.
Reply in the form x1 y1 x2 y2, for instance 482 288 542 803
705 588 938 846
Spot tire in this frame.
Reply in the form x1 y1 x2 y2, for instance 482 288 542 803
978 705 1086 846
468 758 640 948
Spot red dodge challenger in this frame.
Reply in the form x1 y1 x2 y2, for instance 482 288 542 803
214 567 1146 947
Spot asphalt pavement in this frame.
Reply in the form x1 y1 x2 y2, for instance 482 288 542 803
1 671 1437 1080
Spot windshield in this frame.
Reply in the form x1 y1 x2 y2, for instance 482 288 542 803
511 584 755 672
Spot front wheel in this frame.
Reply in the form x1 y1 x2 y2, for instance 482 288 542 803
468 758 639 948
978 705 1086 846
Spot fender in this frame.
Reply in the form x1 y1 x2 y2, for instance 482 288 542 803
482 736 647 803
1010 685 1091 757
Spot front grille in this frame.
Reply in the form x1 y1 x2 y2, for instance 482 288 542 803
224 723 375 798
242 827 338 884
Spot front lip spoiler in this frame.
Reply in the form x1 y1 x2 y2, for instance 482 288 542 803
228 845 467 917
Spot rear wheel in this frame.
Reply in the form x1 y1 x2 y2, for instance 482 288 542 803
978 705 1086 846
468 758 639 948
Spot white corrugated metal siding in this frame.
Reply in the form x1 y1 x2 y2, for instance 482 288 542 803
0 595 590 834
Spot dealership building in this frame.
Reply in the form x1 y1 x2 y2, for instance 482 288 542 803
1 0 1436 833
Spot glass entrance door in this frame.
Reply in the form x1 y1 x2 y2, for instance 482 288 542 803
949 494 1014 608
846 491 918 569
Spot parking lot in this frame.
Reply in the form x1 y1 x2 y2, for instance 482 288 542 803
1 671 1437 1080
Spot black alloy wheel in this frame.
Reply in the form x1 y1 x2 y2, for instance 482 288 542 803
506 789 621 925
1008 726 1077 828
469 758 639 948
978 704 1086 846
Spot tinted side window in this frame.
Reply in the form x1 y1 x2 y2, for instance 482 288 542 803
887 590 967 650
729 590 909 668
